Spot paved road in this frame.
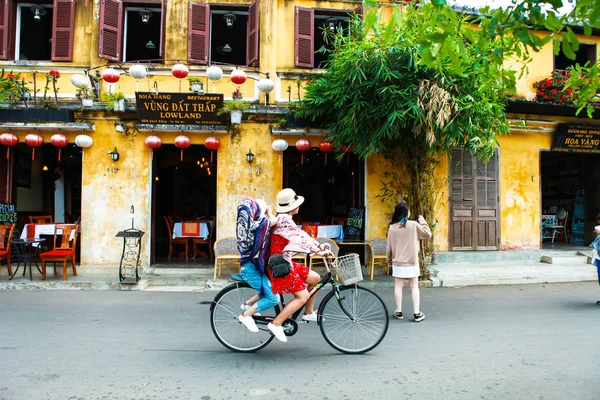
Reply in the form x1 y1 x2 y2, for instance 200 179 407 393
1 283 599 400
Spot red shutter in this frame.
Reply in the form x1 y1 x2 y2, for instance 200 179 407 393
0 0 11 60
246 0 258 66
187 1 209 64
98 0 122 61
159 0 166 58
294 6 313 68
52 0 75 61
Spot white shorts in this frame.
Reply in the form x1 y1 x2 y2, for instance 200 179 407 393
392 265 420 279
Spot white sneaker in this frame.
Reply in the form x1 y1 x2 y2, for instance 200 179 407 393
238 314 259 333
267 323 288 342
302 312 318 322
240 303 261 316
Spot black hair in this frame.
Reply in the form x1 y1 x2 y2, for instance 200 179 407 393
391 203 409 228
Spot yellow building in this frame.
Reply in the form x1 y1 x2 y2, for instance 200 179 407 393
0 1 598 277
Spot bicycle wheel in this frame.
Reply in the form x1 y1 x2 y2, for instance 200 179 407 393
318 285 389 354
210 282 280 352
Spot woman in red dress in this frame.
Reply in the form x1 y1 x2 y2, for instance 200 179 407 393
266 189 331 342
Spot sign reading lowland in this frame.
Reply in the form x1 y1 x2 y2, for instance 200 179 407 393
136 92 225 125
552 123 600 152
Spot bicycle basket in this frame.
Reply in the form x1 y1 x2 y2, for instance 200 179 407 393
332 253 363 285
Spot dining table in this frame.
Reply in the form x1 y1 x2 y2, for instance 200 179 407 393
9 238 46 280
172 221 211 240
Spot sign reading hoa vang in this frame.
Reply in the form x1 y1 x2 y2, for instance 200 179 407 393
136 92 225 126
552 123 600 152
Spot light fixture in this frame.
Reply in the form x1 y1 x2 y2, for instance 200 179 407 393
108 147 120 162
42 165 49 171
115 123 124 133
139 9 152 24
223 13 237 28
30 5 47 22
145 40 156 50
325 17 339 30
246 149 254 164
222 44 232 53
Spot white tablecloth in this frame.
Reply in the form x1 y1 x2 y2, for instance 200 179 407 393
173 222 210 239
20 224 77 246
316 225 344 240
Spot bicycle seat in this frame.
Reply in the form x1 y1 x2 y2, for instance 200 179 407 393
230 273 245 282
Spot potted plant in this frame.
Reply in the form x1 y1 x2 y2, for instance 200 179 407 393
216 99 250 124
103 92 126 112
188 77 204 93
76 84 95 107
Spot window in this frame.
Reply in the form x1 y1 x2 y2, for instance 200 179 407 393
554 42 597 71
99 0 166 62
294 6 362 69
187 0 258 66
0 0 75 61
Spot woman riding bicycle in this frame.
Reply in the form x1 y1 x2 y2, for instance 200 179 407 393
266 188 332 342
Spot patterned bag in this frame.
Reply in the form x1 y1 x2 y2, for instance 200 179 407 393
268 254 291 277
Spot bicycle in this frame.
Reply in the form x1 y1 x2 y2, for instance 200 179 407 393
210 252 389 354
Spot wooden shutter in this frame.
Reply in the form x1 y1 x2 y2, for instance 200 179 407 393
475 151 499 249
294 7 313 68
354 4 364 18
52 0 75 61
159 0 166 58
98 0 122 61
0 0 11 60
450 148 474 250
246 0 258 66
187 1 209 64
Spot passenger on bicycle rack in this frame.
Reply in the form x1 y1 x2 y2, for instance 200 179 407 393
236 198 279 333
265 189 333 343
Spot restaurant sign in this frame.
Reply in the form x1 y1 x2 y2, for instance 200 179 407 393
552 123 600 152
135 92 225 126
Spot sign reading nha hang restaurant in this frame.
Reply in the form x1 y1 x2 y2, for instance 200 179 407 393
552 123 600 153
135 92 225 126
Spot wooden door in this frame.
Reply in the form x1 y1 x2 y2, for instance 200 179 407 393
450 148 499 250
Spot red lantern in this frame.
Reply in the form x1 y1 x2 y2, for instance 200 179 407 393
144 135 162 149
25 134 43 160
343 144 355 165
319 140 333 166
0 133 18 160
101 68 120 83
230 69 247 85
171 63 189 79
50 134 68 161
296 139 311 165
204 136 220 162
174 135 191 161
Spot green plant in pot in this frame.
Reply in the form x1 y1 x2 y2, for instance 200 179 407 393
188 77 204 93
216 99 250 125
102 92 126 112
76 84 95 107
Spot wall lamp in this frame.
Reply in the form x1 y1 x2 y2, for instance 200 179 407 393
224 13 237 28
139 10 152 24
30 5 47 22
246 149 254 164
109 147 120 162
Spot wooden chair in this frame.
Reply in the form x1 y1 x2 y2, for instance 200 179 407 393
213 237 240 281
331 216 347 226
40 224 79 280
309 237 340 270
193 218 216 259
163 216 190 261
29 215 53 224
0 224 15 276
367 238 388 280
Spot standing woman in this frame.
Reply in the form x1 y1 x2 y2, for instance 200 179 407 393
266 188 331 342
386 203 431 322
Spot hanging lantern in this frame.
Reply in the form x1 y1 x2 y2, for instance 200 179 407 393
70 74 88 88
0 133 18 160
230 69 247 85
102 68 120 83
75 134 93 148
257 78 275 93
319 140 333 166
50 134 68 161
129 64 148 80
343 145 355 165
204 136 220 162
296 139 311 165
24 134 43 160
144 135 162 149
174 135 191 161
171 63 189 79
206 66 223 81
272 138 288 162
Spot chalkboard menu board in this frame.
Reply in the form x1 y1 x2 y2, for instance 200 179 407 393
343 207 365 241
0 203 17 225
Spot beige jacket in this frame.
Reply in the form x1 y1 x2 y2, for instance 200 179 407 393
386 220 432 266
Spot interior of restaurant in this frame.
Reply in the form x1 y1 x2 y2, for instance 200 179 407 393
151 144 217 263
540 150 600 246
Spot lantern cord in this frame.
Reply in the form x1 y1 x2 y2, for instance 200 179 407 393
6 147 9 160
58 149 61 162
324 154 327 166
210 151 213 163
180 149 183 162
301 153 304 166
